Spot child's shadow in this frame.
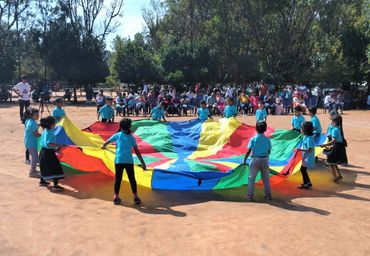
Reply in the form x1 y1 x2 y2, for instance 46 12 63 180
57 162 368 217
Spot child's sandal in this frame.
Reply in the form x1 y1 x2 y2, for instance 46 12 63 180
134 196 141 205
113 198 122 205
298 184 311 189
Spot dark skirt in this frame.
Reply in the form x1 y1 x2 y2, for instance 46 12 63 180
327 142 348 165
39 148 64 180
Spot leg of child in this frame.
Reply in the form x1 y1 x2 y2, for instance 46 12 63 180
329 165 337 179
25 149 30 163
114 164 124 199
247 158 259 199
125 164 137 195
28 148 39 177
334 165 342 179
260 158 271 198
300 166 311 185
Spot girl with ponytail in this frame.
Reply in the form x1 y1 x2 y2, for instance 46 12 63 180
321 115 348 183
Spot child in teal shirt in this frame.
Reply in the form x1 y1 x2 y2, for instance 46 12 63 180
24 107 41 178
308 107 322 137
39 116 65 191
255 101 268 122
52 97 66 121
149 103 166 121
292 106 305 132
98 97 115 123
298 122 315 189
223 98 237 118
242 121 272 201
102 118 147 205
197 100 212 122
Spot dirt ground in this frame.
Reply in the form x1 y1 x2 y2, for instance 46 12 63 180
0 102 369 256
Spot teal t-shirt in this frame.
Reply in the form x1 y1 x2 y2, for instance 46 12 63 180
197 107 210 121
224 105 237 118
52 107 65 119
292 115 305 130
301 135 315 168
99 105 114 119
108 132 137 164
151 107 164 120
327 124 333 135
247 133 271 157
331 127 343 143
311 115 322 134
24 119 38 149
40 129 57 149
256 108 267 122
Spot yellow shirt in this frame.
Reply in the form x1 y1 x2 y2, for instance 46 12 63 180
240 95 249 104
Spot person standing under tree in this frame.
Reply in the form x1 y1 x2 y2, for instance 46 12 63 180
13 75 31 121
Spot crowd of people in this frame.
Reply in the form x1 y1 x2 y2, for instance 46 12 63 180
93 83 370 121
13 77 351 204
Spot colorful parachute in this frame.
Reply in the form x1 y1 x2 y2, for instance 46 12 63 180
54 117 326 190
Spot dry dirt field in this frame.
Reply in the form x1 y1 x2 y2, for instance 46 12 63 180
0 102 369 256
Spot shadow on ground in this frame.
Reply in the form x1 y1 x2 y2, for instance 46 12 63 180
56 161 369 217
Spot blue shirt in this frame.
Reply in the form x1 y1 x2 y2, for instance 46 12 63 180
99 104 114 119
151 107 164 120
247 133 271 157
108 132 137 164
331 127 344 143
52 107 65 119
292 115 305 130
256 108 268 122
24 119 38 149
40 129 57 149
301 135 315 168
310 115 322 134
224 105 237 118
197 107 210 121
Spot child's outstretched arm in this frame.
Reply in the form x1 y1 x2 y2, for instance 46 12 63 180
242 148 252 165
162 114 167 122
134 146 147 170
101 140 111 149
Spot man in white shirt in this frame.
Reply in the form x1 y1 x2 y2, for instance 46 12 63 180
226 86 234 98
13 75 31 120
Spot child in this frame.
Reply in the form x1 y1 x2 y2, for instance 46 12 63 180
292 106 305 132
255 101 267 123
52 97 66 121
101 118 147 205
326 110 337 141
242 121 272 201
298 122 315 189
24 107 41 178
223 98 237 118
39 116 65 191
321 115 348 183
98 97 115 123
308 107 322 138
197 100 212 122
149 102 166 121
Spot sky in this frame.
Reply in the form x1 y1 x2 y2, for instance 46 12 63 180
106 0 151 49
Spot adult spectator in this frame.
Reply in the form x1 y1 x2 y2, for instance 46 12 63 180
13 75 31 121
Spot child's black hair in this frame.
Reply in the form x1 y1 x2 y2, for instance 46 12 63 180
200 100 206 105
119 118 132 134
302 121 314 136
228 98 234 103
256 121 267 133
332 115 345 143
40 116 56 129
258 101 265 105
22 107 39 123
294 106 303 112
106 97 113 101
54 97 63 105
308 107 317 115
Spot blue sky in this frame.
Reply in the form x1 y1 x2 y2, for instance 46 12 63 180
106 0 151 49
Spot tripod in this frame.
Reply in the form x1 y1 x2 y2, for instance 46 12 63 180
39 99 50 118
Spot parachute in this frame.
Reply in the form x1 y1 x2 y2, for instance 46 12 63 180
53 117 326 190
